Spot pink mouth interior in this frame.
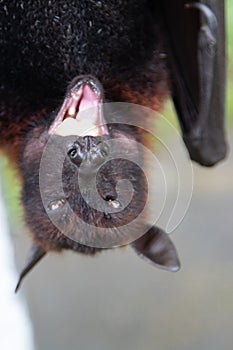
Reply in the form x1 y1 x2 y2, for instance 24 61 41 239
49 82 108 136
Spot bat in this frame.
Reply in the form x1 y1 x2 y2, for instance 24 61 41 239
0 1 226 291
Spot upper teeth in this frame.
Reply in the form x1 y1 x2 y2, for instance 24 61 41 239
68 106 77 116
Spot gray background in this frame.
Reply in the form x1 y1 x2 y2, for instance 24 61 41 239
11 129 233 350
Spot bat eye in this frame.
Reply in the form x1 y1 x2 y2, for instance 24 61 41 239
108 200 120 209
48 198 66 211
105 196 121 209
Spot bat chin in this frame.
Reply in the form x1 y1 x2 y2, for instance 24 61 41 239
49 75 108 137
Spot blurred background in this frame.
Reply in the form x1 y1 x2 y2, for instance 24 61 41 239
0 1 233 349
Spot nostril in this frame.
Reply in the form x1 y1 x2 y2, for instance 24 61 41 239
67 138 108 168
68 147 78 159
67 145 83 166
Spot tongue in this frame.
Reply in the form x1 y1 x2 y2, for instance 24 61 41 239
55 85 107 137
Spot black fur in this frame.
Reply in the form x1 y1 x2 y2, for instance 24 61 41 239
0 0 169 249
0 1 181 287
0 0 168 107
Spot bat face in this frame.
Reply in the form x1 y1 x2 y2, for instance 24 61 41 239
20 76 148 251
17 91 180 292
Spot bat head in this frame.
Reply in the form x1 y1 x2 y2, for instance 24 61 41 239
16 76 180 290
20 76 147 249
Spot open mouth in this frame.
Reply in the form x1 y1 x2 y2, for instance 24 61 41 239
49 76 108 137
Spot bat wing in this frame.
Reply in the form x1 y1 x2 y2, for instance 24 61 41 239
15 244 46 292
160 0 227 166
130 226 180 271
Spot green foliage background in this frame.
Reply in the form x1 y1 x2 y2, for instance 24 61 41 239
226 0 233 122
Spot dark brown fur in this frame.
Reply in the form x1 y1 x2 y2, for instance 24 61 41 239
0 1 170 256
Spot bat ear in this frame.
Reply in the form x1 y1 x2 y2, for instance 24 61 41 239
130 226 180 272
15 244 46 292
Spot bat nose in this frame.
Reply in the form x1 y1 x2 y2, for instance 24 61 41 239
67 136 109 169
